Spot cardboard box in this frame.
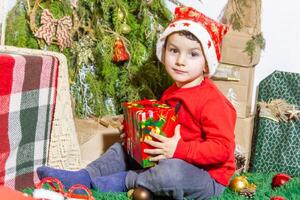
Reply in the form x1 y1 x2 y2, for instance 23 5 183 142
220 29 261 67
75 118 120 165
235 116 255 171
222 0 261 33
235 116 255 154
213 64 255 117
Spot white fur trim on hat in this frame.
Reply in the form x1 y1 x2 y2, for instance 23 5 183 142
156 20 218 77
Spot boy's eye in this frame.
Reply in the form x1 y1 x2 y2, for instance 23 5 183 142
169 48 179 53
191 52 200 57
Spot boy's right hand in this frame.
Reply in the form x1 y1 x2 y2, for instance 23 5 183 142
118 125 125 146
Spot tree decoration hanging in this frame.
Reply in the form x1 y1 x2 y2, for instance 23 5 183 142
34 9 72 50
120 23 131 34
112 37 130 63
117 8 125 21
72 35 95 66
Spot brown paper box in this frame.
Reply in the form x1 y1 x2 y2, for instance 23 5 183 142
221 30 261 67
213 83 253 117
222 0 261 33
213 63 255 85
235 116 255 171
235 116 255 154
75 118 120 163
213 64 255 117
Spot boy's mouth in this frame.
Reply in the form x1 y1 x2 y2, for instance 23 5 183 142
173 68 186 74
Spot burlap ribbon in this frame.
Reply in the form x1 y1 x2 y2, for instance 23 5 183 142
258 99 300 122
35 9 72 49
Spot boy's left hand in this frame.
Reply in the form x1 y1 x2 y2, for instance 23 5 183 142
144 124 181 161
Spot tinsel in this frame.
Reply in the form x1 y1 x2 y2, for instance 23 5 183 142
70 64 95 118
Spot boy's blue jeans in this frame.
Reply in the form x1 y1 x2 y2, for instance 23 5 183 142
85 142 225 200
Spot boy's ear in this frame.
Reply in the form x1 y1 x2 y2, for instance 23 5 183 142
161 48 166 64
203 65 209 73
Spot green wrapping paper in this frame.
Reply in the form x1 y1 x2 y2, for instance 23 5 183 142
250 71 300 176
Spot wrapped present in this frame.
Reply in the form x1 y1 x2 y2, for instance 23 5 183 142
122 99 178 168
250 71 300 176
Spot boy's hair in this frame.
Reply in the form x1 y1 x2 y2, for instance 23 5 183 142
163 30 200 49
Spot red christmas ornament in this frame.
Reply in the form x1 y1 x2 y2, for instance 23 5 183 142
270 196 286 200
272 173 292 189
112 38 129 63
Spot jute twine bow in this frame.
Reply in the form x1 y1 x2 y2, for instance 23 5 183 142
258 99 300 122
35 9 72 49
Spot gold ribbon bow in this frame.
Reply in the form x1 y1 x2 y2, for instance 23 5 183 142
35 9 72 49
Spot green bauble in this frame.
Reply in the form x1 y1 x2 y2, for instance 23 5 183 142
120 23 131 34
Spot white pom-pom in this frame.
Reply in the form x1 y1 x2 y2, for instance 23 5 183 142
33 188 64 200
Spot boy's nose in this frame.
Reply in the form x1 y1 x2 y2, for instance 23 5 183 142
176 54 186 67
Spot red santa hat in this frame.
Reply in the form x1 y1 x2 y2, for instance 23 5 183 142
156 6 229 77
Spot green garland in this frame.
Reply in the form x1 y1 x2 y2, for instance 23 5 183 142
5 0 173 118
244 33 266 62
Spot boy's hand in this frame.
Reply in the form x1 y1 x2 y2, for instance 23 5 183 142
144 124 181 161
118 125 126 146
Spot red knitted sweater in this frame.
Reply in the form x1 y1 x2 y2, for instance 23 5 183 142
160 77 236 186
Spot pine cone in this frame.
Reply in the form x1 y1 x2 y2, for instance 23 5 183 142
239 187 256 199
235 153 246 172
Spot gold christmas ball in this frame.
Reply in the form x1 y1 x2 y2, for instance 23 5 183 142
117 9 125 20
121 23 131 34
127 189 135 198
131 187 153 200
229 176 249 192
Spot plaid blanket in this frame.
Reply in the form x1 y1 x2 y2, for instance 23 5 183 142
0 53 59 190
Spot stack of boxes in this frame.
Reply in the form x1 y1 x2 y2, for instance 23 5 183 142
212 0 262 171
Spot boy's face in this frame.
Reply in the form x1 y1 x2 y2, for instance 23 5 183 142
163 33 207 88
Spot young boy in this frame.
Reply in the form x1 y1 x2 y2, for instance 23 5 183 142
37 6 236 200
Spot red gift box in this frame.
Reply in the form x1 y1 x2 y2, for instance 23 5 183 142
122 99 178 168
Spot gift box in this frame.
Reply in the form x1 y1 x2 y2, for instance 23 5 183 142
220 29 261 67
250 71 300 176
122 99 177 168
212 63 255 118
